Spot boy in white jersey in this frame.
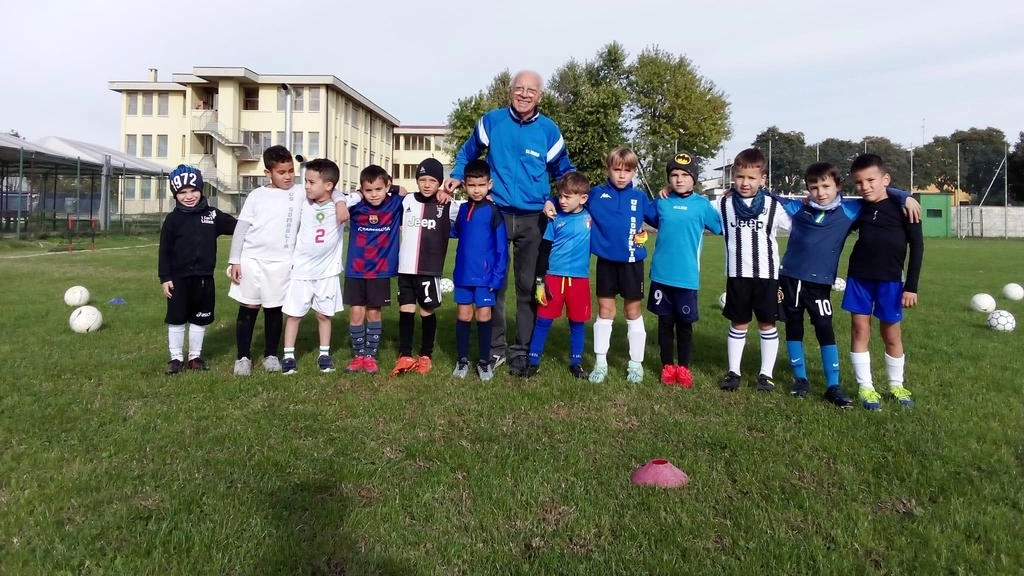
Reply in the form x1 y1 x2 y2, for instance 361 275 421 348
718 148 791 392
280 159 345 374
227 146 349 376
391 158 459 376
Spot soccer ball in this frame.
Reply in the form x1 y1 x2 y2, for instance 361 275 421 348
970 293 996 313
717 292 727 309
64 285 90 306
69 305 103 333
439 278 455 294
832 277 847 292
1002 283 1024 301
987 310 1015 332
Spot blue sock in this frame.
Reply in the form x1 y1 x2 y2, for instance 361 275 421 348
366 320 382 358
349 324 366 357
821 344 840 387
456 320 471 360
787 340 807 380
477 319 493 363
528 317 554 366
569 320 585 366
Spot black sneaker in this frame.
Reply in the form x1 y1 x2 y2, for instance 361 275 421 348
519 364 539 379
568 364 589 380
720 371 741 391
791 377 810 397
507 355 529 377
187 357 209 371
756 374 775 392
823 385 853 408
165 359 184 375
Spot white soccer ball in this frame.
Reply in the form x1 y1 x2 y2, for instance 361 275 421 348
439 278 455 294
987 310 1015 332
832 277 847 292
1002 283 1024 301
970 293 997 313
69 305 103 333
64 285 90 306
717 291 727 309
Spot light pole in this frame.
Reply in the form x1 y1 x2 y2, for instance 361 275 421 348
908 146 914 191
768 138 773 191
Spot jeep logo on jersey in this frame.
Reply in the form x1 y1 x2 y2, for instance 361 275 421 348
405 216 437 230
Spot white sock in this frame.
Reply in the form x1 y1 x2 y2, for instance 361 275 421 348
168 324 185 361
283 347 295 360
851 351 873 388
187 323 206 360
593 317 613 366
727 327 747 374
626 317 646 363
759 327 779 378
885 353 905 387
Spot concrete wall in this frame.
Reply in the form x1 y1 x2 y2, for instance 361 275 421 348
953 206 1024 238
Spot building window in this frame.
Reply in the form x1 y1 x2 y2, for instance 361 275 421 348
140 178 152 200
405 135 433 151
126 92 138 115
308 132 320 157
370 118 377 140
309 87 320 112
350 144 358 166
157 135 168 158
157 92 169 116
351 105 360 129
403 164 418 179
293 87 304 112
369 151 376 165
277 86 304 112
242 131 272 158
142 93 153 115
123 178 136 200
125 134 137 155
181 135 186 157
392 163 400 178
276 131 285 146
292 132 303 156
243 87 259 110
241 175 264 190
434 136 446 151
344 101 351 124
141 135 152 157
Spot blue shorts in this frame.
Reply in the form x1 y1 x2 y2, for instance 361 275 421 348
454 285 495 307
647 282 699 323
841 277 903 323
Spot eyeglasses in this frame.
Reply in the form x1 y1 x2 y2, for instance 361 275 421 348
512 86 539 98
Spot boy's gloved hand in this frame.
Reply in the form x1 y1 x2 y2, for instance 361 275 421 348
534 277 551 307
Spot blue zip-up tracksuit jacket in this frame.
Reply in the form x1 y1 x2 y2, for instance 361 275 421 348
451 199 509 290
586 179 651 263
451 107 575 214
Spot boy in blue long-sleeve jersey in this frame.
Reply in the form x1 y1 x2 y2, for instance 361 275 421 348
450 160 508 381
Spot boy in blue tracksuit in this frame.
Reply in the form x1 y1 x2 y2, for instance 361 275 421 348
645 152 722 388
450 160 509 381
776 161 918 407
547 147 652 384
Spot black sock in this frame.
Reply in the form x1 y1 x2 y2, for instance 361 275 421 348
236 306 259 360
477 319 493 363
420 314 437 357
658 315 676 366
456 320 471 359
676 321 694 367
263 306 283 358
398 311 415 357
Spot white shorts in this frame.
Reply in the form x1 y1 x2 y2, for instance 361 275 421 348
228 257 292 307
282 276 343 317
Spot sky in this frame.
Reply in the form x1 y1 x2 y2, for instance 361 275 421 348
5 0 1023 163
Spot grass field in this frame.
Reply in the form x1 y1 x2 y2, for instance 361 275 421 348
1 235 1022 575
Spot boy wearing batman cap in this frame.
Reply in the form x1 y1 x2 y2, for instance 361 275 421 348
644 152 722 388
158 165 237 375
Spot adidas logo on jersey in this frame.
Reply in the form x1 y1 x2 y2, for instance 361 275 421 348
405 216 437 229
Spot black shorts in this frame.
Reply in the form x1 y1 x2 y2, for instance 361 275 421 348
723 277 780 324
647 282 699 323
595 258 645 301
343 277 392 307
780 276 834 325
397 274 442 310
165 275 216 326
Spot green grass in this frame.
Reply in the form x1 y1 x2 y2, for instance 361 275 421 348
1 235 1022 575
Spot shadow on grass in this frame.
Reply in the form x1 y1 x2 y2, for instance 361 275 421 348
264 481 418 576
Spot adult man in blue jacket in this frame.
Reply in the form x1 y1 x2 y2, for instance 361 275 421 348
444 70 576 375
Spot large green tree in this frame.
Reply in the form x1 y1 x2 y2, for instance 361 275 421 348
444 44 732 192
813 138 860 194
860 136 911 189
752 127 811 195
1008 131 1024 204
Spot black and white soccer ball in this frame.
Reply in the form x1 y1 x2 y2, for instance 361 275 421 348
987 310 1015 332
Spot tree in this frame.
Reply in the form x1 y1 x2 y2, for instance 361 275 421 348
953 127 1008 204
860 137 911 189
752 127 810 195
813 138 860 194
445 45 733 193
626 46 731 190
1008 132 1024 204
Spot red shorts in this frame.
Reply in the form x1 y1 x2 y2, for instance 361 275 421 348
538 275 592 322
